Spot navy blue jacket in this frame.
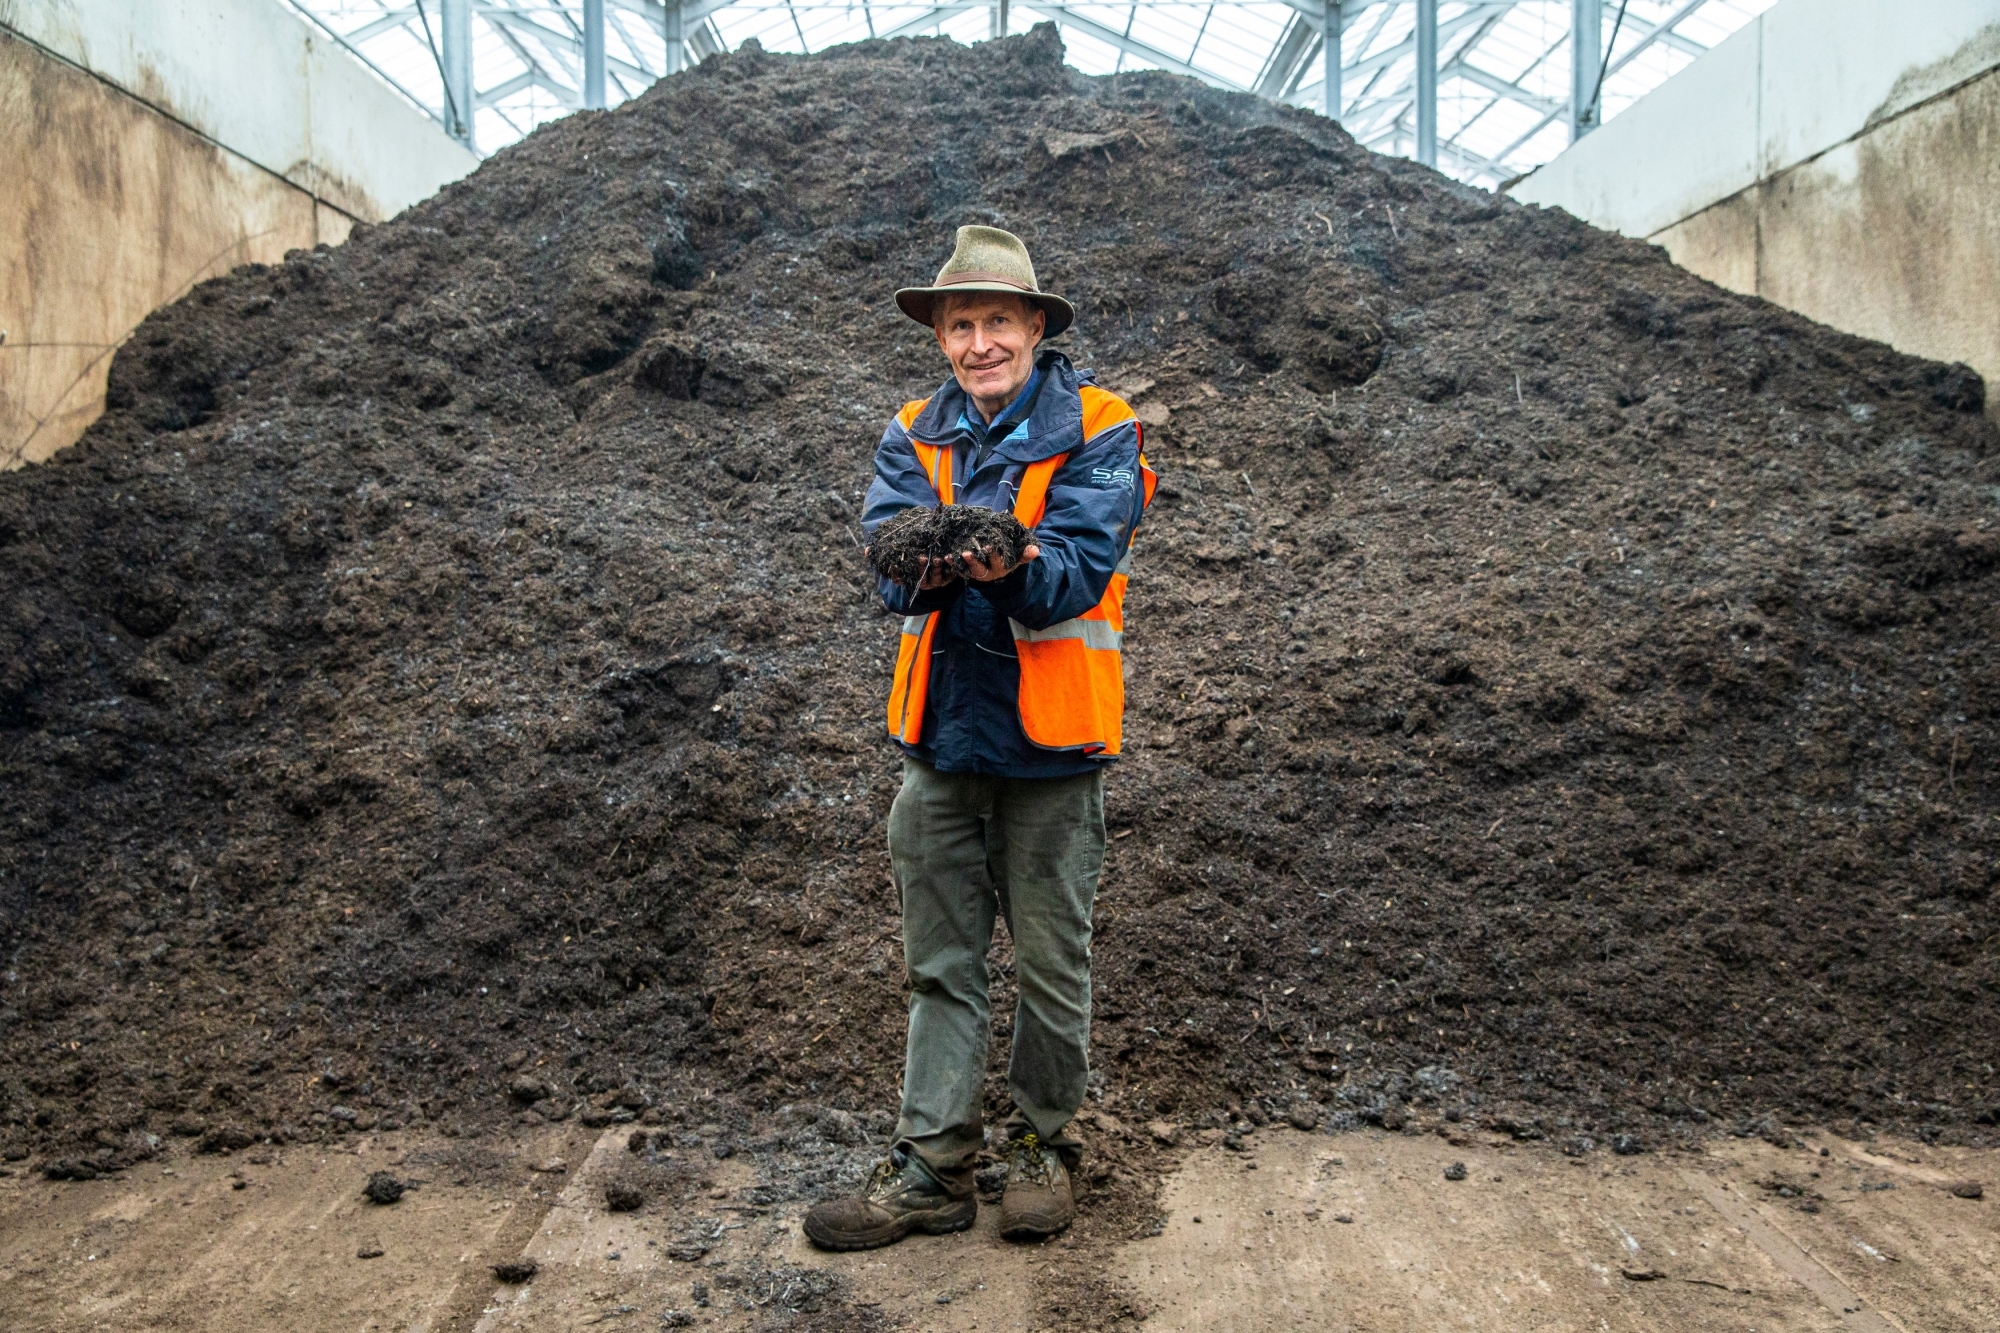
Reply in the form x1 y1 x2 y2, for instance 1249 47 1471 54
863 350 1145 778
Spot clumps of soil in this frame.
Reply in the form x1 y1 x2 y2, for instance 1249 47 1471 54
198 1125 255 1155
0 28 1997 1319
866 504 1034 585
604 1182 646 1212
42 1158 107 1182
665 1220 722 1264
362 1171 407 1205
38 1131 159 1179
491 1259 539 1283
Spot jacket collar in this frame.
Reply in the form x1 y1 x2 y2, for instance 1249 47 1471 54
909 349 1087 464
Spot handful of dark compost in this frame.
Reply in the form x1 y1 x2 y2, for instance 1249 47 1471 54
868 505 1033 585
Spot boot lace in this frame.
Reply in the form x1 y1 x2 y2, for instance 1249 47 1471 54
864 1157 907 1201
1008 1132 1056 1188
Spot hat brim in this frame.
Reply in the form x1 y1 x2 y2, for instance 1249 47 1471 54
896 284 1075 339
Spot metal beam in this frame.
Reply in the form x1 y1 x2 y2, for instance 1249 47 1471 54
1417 3 1516 141
689 17 727 58
1281 0 1512 36
583 0 607 106
1437 140 1509 182
1019 3 1252 90
1604 0 1711 74
1656 26 1705 59
480 4 588 104
300 0 1734 184
1414 0 1436 166
1446 17 1570 128
476 70 537 106
476 7 660 85
607 5 655 78
1254 13 1315 99
1491 0 1712 175
483 4 582 73
1418 42 1564 175
1287 4 1507 111
476 67 582 107
1450 59 1560 116
675 0 741 27
1301 2 1560 175
1323 0 1339 120
663 0 684 73
1570 0 1601 138
346 7 422 43
485 0 690 105
874 4 977 40
606 0 727 56
1357 118 1510 182
1354 111 1475 168
480 5 578 52
279 2 448 130
1276 0 1389 32
441 0 474 147
1335 0 1397 114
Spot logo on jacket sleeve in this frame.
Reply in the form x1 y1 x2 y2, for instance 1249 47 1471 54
1090 467 1136 489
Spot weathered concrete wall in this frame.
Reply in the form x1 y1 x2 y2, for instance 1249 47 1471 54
3 0 479 220
1654 65 2000 416
1513 0 2000 421
0 32 337 465
0 1 477 466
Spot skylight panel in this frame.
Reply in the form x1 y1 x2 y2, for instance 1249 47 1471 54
289 0 1776 189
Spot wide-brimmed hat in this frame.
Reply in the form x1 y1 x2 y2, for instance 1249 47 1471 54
895 225 1075 338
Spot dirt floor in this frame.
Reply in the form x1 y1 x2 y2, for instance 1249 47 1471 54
4 1124 1992 1331
2 22 1999 1330
0 1123 590 1330
1120 1127 1998 1332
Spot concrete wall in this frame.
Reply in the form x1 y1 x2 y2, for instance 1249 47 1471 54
0 0 478 466
1512 0 2000 419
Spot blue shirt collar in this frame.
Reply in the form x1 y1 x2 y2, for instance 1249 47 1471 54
963 362 1043 429
911 350 1084 465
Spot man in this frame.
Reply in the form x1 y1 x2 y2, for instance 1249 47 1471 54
804 226 1155 1251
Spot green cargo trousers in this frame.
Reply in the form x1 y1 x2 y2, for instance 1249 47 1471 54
888 757 1105 1195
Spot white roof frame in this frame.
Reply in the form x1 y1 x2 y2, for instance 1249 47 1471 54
285 1 1774 189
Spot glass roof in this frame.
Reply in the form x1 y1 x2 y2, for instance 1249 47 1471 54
282 0 1776 190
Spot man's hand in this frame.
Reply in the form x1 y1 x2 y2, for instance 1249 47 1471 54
915 543 1041 590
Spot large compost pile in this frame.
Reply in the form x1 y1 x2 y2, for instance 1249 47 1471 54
2 27 1996 1183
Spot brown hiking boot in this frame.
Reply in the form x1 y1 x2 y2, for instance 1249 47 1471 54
802 1150 975 1252
999 1132 1073 1240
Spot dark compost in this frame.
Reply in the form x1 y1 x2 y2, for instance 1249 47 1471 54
2 29 1997 1196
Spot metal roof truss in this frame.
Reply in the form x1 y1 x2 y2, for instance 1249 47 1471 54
286 1 1762 188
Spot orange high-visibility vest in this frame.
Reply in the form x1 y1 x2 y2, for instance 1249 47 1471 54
885 385 1157 757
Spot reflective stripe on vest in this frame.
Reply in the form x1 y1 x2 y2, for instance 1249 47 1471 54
886 611 941 744
886 398 947 744
1010 618 1123 651
885 384 1155 755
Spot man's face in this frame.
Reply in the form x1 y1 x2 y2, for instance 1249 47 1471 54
934 293 1045 415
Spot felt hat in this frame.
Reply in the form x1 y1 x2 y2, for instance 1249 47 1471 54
895 225 1075 338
